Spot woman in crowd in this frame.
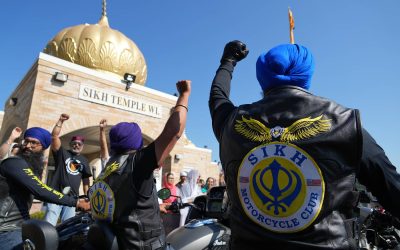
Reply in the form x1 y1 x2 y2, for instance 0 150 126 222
201 177 216 193
162 172 177 203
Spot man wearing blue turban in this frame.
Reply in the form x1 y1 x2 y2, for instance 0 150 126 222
209 41 400 249
256 43 314 91
88 80 191 250
0 127 90 249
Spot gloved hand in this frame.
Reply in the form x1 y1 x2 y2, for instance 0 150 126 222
220 40 249 66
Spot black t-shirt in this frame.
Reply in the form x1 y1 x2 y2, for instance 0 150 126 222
0 157 77 207
50 147 92 197
131 142 158 195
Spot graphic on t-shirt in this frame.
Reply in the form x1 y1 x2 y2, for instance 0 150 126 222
65 157 84 175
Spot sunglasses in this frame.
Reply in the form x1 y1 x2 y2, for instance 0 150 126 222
70 141 83 147
22 139 41 147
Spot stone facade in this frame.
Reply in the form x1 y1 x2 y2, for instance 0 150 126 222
0 53 219 214
0 111 3 131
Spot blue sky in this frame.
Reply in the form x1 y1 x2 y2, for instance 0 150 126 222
1 1 399 168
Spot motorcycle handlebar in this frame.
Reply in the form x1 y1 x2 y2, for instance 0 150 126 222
167 201 201 213
359 205 400 229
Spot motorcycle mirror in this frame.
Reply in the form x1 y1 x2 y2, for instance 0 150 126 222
157 188 171 200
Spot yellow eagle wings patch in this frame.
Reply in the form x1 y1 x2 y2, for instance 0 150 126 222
234 115 331 143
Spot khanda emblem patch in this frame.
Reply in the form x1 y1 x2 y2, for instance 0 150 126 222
88 180 115 222
235 116 329 233
88 161 120 223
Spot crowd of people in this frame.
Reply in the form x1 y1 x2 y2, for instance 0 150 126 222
0 38 399 250
0 80 191 249
160 170 222 227
164 170 220 196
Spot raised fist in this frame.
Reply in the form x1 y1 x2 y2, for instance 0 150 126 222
99 119 107 128
220 40 249 66
59 114 70 121
10 127 22 140
176 80 191 96
99 119 107 131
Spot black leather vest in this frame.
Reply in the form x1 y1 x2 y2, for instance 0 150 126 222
220 86 362 249
90 154 164 250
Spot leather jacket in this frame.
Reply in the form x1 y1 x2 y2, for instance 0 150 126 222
89 144 164 250
210 63 363 249
0 182 33 232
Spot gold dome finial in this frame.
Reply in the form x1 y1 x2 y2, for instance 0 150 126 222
102 0 107 16
43 0 147 85
98 0 109 27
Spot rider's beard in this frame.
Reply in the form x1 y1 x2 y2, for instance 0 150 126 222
18 148 45 179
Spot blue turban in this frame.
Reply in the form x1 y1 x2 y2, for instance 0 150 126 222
109 122 143 152
256 44 315 91
24 127 51 149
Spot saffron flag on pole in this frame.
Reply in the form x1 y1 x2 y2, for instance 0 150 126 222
289 7 295 44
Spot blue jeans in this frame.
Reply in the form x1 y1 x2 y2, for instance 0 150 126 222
0 230 23 250
44 203 76 226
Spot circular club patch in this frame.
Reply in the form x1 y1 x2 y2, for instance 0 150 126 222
237 142 325 233
88 181 115 222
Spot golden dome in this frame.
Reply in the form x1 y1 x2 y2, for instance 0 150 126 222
44 5 147 85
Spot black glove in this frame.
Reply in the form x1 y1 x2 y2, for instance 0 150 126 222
220 40 249 66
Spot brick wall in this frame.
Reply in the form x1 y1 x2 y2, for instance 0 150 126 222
1 53 217 214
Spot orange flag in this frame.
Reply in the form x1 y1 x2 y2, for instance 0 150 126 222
289 8 295 44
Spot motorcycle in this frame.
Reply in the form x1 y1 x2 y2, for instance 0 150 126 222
358 190 400 250
24 186 400 250
21 186 230 250
22 190 95 250
22 210 93 250
158 186 231 250
22 183 118 250
22 187 94 250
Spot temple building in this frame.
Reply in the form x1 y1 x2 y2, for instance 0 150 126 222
0 3 218 212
